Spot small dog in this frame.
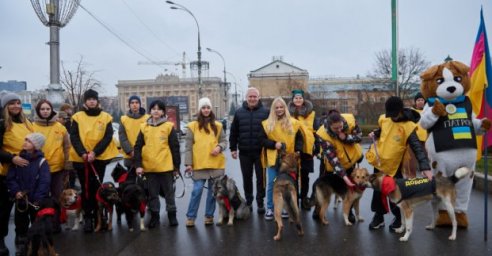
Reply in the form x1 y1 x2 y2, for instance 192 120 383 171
366 167 471 241
94 182 120 232
310 168 370 226
272 152 303 241
120 182 147 232
59 188 83 231
25 198 57 256
213 175 251 226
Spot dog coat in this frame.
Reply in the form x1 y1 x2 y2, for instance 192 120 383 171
60 196 81 224
380 176 435 211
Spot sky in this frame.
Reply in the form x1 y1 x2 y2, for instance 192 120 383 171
1 0 491 96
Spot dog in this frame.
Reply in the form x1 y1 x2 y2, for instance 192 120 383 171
59 188 83 231
272 152 303 241
24 198 57 256
94 182 120 232
365 167 471 241
120 182 147 232
212 175 251 226
310 167 369 226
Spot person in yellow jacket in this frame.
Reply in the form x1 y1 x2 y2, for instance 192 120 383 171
0 92 34 255
366 96 432 232
288 89 318 210
260 97 303 221
119 95 149 174
69 89 119 233
134 100 181 228
184 98 227 227
33 99 70 232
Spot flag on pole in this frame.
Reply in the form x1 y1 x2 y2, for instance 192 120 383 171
467 8 492 160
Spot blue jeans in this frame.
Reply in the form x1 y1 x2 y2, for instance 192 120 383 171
266 166 279 210
186 179 216 219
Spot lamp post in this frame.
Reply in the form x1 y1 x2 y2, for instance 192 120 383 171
166 1 203 98
226 71 238 110
206 47 228 117
30 0 80 107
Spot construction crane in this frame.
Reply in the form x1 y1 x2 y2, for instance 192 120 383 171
138 52 188 78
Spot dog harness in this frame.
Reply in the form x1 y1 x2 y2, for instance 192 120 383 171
37 207 56 218
218 186 242 213
96 184 116 213
380 176 436 211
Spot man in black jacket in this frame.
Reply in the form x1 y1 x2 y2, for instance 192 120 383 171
229 87 269 214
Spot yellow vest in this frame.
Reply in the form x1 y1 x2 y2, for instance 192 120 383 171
316 123 362 172
261 118 301 168
33 122 67 173
413 108 428 142
365 115 417 176
69 111 119 162
139 122 175 172
120 114 150 159
1 121 34 176
188 121 225 170
295 111 315 155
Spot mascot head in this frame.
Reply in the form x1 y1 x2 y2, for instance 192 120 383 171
420 60 470 101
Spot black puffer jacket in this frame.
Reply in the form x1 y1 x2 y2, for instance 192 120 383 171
229 100 269 155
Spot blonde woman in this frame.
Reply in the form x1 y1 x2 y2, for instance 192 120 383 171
260 97 303 221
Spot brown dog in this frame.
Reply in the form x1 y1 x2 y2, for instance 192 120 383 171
310 168 369 226
272 152 303 241
366 167 471 241
94 182 119 232
59 188 83 231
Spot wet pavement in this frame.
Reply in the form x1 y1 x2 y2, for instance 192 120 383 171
4 143 492 255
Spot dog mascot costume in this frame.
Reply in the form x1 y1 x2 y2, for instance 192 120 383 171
419 60 491 227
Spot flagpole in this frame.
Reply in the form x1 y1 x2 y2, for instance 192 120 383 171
483 82 489 241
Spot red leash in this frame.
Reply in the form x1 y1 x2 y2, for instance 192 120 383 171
83 160 102 199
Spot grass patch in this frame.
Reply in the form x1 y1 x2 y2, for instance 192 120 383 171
476 157 492 175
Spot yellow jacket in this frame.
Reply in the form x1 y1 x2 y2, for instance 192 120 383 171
120 114 150 158
186 121 226 170
1 121 34 176
33 122 68 173
261 118 302 168
294 111 316 155
137 121 175 172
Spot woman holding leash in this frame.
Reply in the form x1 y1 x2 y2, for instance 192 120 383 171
0 92 34 256
287 89 317 210
260 97 304 221
69 89 119 233
184 97 227 227
33 99 70 232
134 100 181 228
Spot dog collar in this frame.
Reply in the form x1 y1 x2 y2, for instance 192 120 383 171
37 207 56 217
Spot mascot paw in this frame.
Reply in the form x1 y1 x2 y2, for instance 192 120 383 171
481 118 492 131
432 100 447 117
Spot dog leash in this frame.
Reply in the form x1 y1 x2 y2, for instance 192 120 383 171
15 194 40 212
174 170 186 198
84 159 103 199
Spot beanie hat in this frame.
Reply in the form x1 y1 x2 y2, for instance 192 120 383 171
198 97 212 111
26 132 46 150
83 89 99 102
128 95 141 106
385 96 404 118
1 92 21 108
291 89 304 98
414 92 425 102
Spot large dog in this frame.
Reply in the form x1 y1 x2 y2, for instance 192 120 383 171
59 188 83 231
24 198 57 256
212 175 251 226
272 152 303 241
310 167 369 226
366 167 471 241
94 182 119 232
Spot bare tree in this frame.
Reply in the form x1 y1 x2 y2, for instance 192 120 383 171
369 47 430 100
60 56 101 110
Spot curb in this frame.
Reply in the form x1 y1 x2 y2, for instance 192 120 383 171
473 172 492 194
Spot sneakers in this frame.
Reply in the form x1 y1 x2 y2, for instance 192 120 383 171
368 214 385 230
389 217 402 233
264 209 274 221
186 219 195 227
281 209 289 219
204 216 214 225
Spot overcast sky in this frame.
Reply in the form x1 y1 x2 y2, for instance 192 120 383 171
1 0 491 96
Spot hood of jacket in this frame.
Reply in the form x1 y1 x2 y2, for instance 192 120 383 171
288 100 313 118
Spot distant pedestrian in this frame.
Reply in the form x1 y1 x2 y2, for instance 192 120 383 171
229 87 269 214
184 97 227 227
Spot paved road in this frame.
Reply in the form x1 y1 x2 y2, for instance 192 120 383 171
5 143 492 255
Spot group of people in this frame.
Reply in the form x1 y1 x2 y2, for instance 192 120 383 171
0 85 456 255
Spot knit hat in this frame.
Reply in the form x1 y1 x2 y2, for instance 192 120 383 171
414 92 425 102
83 89 99 102
291 89 304 98
198 97 212 111
385 96 404 118
1 92 21 108
26 132 46 150
128 95 141 106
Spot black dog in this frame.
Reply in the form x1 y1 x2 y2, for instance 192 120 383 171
94 182 119 232
24 198 57 256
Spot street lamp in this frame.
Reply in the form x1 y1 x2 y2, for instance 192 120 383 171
226 71 238 109
166 1 203 98
206 47 228 116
